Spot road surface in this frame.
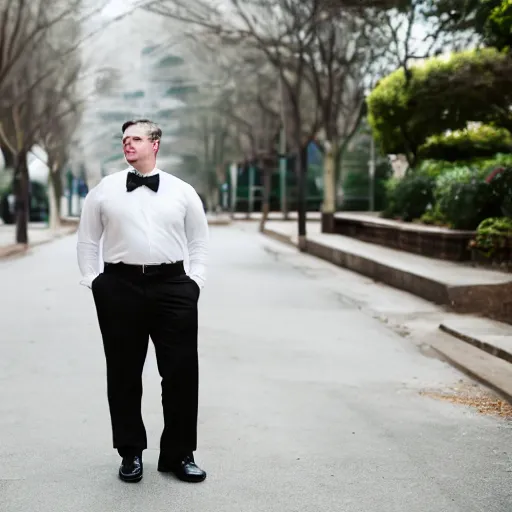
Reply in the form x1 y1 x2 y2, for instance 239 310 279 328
0 224 510 511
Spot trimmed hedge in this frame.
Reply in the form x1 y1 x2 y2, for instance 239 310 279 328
367 48 512 163
419 125 512 161
383 155 511 229
382 174 435 222
472 216 512 257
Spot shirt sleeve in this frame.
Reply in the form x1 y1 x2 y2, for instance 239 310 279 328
76 183 104 288
184 186 209 289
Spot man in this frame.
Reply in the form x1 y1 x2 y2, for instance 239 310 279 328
77 119 209 484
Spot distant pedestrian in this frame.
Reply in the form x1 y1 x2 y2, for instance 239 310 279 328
76 119 209 484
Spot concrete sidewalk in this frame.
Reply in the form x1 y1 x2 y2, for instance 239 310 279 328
263 220 512 316
262 220 512 403
0 220 78 259
1 226 512 511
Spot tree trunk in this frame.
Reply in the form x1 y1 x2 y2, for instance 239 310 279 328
321 141 337 233
296 143 307 251
322 141 336 212
14 149 29 245
206 186 218 213
1 144 15 169
206 169 218 213
259 165 272 233
48 164 62 231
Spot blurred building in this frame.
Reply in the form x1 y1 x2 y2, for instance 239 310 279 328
74 33 201 190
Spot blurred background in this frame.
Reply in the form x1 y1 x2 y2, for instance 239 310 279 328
0 0 511 254
1 4 512 506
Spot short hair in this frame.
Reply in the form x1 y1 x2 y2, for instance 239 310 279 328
121 119 162 142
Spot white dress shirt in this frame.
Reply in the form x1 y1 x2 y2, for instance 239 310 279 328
77 167 208 289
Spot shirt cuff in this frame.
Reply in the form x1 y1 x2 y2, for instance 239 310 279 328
80 274 98 289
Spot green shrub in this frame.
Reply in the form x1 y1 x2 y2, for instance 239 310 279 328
420 204 448 226
434 166 474 200
415 166 477 226
472 216 512 257
383 154 512 229
383 174 435 221
419 125 512 161
478 153 512 174
437 179 495 230
486 0 512 50
416 153 512 177
367 47 512 160
416 160 452 178
341 165 390 211
485 166 512 216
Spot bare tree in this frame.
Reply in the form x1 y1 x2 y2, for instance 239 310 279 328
0 0 147 242
0 0 120 95
38 83 83 230
0 2 86 243
219 53 282 229
147 0 400 239
371 0 480 83
147 0 325 248
296 10 387 230
171 39 281 225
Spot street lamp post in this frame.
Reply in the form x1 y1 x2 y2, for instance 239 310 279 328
278 76 288 219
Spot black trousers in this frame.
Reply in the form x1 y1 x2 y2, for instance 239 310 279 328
91 261 200 461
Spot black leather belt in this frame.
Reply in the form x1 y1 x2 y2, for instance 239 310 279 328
104 261 185 277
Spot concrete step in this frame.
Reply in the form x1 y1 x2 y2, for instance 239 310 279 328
439 317 512 364
427 330 512 403
263 222 512 325
260 220 512 403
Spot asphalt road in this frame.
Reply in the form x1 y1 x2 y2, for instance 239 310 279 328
0 224 510 511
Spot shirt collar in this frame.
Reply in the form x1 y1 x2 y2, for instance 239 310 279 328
129 167 160 177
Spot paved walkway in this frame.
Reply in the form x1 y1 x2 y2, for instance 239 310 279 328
1 226 511 511
0 221 77 256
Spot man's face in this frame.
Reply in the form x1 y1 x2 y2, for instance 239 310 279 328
122 124 159 164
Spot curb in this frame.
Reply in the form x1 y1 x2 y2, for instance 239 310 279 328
262 227 512 404
262 227 295 247
208 219 232 226
0 225 78 261
428 338 512 404
439 323 512 365
0 244 30 259
263 227 451 304
262 227 512 325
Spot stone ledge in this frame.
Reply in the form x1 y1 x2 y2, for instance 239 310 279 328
428 330 512 404
439 317 512 365
263 225 512 325
0 243 29 259
331 212 475 262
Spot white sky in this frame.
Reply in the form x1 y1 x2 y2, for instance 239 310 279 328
99 0 144 18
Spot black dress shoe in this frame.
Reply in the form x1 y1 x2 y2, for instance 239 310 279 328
119 455 143 483
158 454 206 482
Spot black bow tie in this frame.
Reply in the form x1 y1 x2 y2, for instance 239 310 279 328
126 172 160 193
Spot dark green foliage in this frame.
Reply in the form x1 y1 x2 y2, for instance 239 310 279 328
472 216 512 261
382 174 436 221
419 126 512 161
437 179 496 230
341 159 393 211
367 48 512 165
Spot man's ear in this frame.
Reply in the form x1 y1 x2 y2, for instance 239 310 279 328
153 140 160 154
